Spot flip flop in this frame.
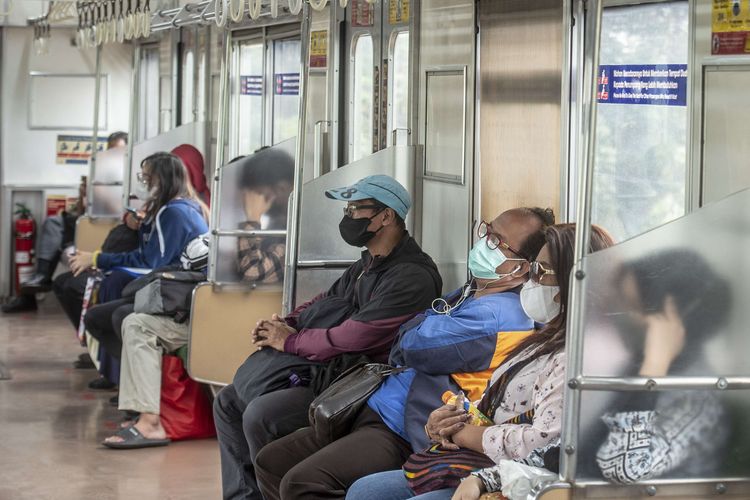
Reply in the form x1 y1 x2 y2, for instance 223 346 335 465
102 426 170 449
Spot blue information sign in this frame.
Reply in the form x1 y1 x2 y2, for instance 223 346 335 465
274 73 300 96
597 64 688 107
240 75 263 96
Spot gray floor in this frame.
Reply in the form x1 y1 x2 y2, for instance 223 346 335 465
0 296 222 500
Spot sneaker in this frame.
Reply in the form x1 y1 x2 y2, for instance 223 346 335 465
1 295 37 313
88 377 116 390
19 273 53 294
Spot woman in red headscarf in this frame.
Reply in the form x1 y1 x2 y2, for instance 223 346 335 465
171 144 211 206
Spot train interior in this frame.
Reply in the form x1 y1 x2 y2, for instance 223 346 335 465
0 0 749 498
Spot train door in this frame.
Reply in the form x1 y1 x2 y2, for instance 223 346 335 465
228 25 301 158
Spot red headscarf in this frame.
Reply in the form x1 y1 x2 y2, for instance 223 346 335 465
171 144 211 206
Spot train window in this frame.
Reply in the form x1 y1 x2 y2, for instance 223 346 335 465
351 34 374 162
272 39 301 144
138 46 160 141
197 31 208 123
591 1 688 241
235 41 265 156
181 47 195 124
390 31 409 141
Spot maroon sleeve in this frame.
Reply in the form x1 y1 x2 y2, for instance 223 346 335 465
283 312 416 362
283 292 326 329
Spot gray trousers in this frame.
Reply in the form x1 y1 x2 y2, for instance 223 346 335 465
38 215 65 261
213 383 315 500
118 313 190 415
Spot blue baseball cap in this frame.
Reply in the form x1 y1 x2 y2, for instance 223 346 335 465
325 175 411 220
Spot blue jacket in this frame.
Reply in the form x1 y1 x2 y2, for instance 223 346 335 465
97 199 208 270
367 286 534 451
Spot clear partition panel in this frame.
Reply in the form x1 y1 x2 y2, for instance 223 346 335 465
573 188 750 484
576 390 750 481
90 145 126 217
214 138 296 283
128 122 208 203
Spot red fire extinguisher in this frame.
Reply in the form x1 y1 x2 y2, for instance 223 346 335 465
13 203 36 293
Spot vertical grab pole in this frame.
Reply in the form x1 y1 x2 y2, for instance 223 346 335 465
208 28 231 283
282 3 311 315
124 43 142 209
88 45 103 213
561 0 604 482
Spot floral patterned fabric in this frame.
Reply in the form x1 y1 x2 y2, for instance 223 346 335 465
477 350 566 464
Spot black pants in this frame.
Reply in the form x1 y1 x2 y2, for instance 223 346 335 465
255 406 412 500
83 298 134 360
53 271 89 330
213 384 315 500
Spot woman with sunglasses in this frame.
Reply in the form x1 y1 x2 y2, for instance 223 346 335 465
345 223 614 500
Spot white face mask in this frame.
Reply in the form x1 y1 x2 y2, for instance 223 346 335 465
134 181 150 201
520 280 561 324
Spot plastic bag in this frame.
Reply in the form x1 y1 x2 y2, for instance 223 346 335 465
160 355 216 440
498 460 557 500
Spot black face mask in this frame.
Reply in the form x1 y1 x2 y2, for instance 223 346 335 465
338 210 384 247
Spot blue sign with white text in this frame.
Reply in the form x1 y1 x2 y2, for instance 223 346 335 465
597 64 687 106
240 75 263 96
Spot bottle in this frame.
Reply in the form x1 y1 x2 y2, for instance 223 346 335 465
441 391 494 426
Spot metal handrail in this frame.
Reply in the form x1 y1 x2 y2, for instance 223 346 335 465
296 259 357 269
207 29 232 283
212 229 288 237
562 0 604 482
281 2 310 315
571 375 750 391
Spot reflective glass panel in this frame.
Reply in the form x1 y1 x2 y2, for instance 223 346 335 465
591 2 688 241
575 389 750 481
351 34 374 162
272 38 301 144
214 139 295 283
574 188 750 483
181 48 195 124
390 31 409 142
235 41 264 156
138 47 160 141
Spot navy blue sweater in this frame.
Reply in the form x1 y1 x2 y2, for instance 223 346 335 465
97 199 208 270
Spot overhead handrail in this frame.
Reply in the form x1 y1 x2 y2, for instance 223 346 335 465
228 0 243 23
248 0 262 20
214 0 228 26
288 0 303 15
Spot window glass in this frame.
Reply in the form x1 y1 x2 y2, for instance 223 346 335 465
138 47 160 141
181 48 195 124
390 31 409 140
591 1 688 241
351 34 374 162
236 41 264 155
272 39 301 144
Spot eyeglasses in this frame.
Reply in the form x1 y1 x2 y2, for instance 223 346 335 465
136 172 151 185
477 221 525 259
343 204 383 218
530 261 557 286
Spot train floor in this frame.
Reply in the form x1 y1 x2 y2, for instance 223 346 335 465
0 295 221 500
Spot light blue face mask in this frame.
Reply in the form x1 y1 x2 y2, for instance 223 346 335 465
468 238 525 280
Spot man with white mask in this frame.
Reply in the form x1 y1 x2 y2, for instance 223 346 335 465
253 207 556 500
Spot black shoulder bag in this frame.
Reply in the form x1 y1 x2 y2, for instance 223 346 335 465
308 363 405 445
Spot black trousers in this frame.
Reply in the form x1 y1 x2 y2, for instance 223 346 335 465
213 384 315 500
53 271 89 330
255 406 412 500
83 298 134 360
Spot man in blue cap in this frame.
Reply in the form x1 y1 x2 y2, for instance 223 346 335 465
214 174 443 500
